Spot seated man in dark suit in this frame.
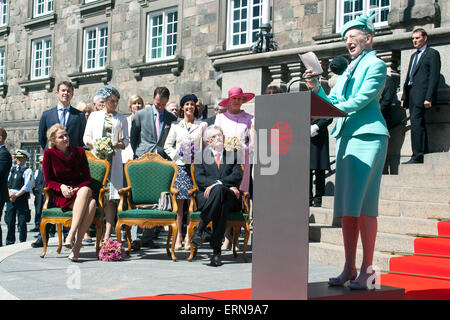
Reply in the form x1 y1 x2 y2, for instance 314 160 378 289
191 125 243 266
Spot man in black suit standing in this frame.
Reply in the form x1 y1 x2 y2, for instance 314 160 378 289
33 80 86 248
38 81 86 150
191 125 243 266
0 128 12 247
401 28 441 164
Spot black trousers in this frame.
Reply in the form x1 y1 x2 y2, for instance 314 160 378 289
409 96 429 161
5 196 29 244
310 169 325 199
198 184 241 251
34 192 44 228
0 200 5 246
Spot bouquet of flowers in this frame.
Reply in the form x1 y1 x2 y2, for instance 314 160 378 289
224 136 244 152
93 136 114 160
98 238 124 262
177 141 200 163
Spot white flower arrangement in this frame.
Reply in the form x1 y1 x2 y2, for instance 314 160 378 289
224 136 244 152
93 136 115 160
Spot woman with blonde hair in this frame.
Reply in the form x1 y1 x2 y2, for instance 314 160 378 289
122 95 144 164
76 100 94 121
43 124 96 261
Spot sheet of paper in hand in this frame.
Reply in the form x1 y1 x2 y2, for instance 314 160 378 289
299 52 323 76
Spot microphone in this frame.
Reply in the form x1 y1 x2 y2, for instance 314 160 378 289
301 72 324 80
329 55 348 76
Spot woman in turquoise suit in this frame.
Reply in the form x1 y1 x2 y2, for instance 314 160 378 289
305 13 389 290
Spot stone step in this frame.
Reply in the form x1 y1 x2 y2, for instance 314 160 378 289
310 207 439 237
398 162 450 176
425 152 450 165
309 223 416 255
320 197 450 219
381 174 450 189
380 186 450 204
309 242 399 273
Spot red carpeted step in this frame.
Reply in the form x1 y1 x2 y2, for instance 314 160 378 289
120 288 252 300
389 255 450 279
414 237 450 257
380 273 450 300
438 221 450 237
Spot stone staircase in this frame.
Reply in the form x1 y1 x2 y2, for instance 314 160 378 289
309 152 450 273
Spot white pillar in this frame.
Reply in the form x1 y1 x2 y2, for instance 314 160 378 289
262 0 270 26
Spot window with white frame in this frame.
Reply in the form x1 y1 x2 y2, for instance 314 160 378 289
31 37 52 80
33 0 54 18
83 24 108 71
0 48 5 83
0 0 7 27
227 0 262 50
336 0 390 33
146 8 178 61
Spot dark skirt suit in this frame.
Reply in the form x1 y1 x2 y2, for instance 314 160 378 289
43 146 92 211
310 118 332 200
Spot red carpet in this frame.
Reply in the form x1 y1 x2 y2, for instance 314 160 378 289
121 288 252 300
381 221 450 299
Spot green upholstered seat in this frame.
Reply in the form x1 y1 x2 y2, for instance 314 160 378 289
88 159 108 200
118 209 177 220
116 152 179 261
127 161 174 204
42 207 102 219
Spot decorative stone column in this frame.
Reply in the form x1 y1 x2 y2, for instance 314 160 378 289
388 0 440 29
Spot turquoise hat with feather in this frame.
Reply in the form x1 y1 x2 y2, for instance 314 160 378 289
341 11 376 40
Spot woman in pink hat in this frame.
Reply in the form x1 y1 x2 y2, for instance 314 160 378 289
214 87 254 250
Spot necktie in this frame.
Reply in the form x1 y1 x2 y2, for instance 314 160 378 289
155 111 161 140
408 50 420 85
215 152 221 169
59 108 68 126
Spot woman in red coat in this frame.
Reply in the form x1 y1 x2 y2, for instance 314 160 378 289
43 124 96 261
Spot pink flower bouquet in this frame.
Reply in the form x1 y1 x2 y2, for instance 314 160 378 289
98 238 124 261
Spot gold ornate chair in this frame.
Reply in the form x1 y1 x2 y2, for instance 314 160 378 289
186 165 251 262
39 151 110 258
115 152 179 261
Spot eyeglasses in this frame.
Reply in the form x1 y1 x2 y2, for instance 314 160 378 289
209 133 223 140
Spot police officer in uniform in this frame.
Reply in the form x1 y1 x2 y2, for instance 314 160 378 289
30 156 46 232
5 150 34 245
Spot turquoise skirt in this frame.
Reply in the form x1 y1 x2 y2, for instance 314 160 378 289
333 134 388 218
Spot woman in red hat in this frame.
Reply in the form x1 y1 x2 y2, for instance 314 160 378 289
214 87 254 250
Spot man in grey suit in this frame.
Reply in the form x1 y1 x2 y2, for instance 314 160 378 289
130 86 177 160
129 86 177 248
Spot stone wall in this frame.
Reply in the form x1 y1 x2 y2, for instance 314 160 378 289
0 0 449 168
0 0 225 154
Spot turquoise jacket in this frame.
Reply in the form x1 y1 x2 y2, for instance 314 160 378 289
316 50 389 139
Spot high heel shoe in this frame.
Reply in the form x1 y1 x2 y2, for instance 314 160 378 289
328 270 358 286
68 252 79 262
347 273 377 290
64 237 74 249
